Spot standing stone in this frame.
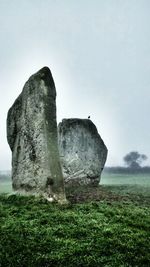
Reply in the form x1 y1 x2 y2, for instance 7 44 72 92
7 67 66 203
58 119 108 185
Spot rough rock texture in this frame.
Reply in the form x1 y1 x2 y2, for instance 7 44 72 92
7 67 66 202
58 119 108 185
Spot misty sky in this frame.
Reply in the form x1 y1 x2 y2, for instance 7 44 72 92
0 0 150 170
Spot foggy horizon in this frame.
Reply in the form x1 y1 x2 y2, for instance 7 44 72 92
0 0 150 170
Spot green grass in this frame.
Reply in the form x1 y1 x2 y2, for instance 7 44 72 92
101 173 150 186
0 193 150 267
0 174 150 266
101 173 150 203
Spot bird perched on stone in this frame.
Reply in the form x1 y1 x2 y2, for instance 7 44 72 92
88 116 90 119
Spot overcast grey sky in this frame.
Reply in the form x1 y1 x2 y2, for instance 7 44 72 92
0 0 150 170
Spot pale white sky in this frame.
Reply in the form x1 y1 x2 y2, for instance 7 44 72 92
0 0 150 170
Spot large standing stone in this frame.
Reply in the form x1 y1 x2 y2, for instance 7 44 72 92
58 119 108 185
7 67 66 203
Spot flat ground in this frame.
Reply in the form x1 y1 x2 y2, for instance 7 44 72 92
1 173 150 204
0 173 150 266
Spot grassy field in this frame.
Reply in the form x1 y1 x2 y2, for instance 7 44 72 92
1 173 150 194
0 174 150 266
101 173 150 199
0 181 12 194
0 173 150 199
101 172 150 186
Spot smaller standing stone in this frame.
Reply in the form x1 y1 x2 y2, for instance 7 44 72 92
58 119 108 185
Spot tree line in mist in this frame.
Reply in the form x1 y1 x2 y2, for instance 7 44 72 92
105 151 150 174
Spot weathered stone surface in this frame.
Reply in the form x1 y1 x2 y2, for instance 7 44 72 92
58 119 108 185
7 67 66 202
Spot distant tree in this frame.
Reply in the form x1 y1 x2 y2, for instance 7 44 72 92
123 151 147 169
